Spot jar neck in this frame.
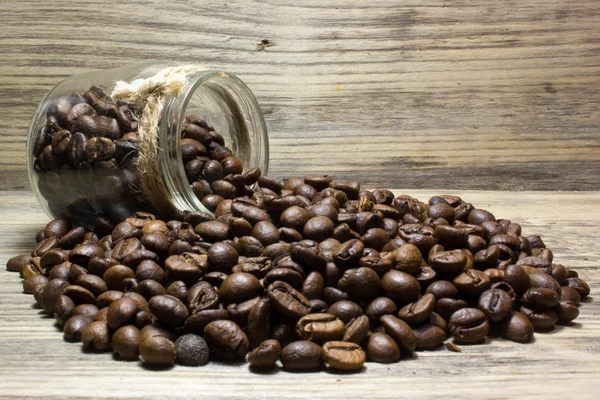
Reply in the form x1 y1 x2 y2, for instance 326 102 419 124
157 69 268 215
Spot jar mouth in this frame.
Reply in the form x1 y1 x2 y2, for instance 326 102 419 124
159 69 269 215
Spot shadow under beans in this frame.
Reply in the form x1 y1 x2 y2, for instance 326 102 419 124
139 361 176 371
323 366 367 375
249 365 280 375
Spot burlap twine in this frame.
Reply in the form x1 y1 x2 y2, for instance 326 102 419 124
110 65 204 215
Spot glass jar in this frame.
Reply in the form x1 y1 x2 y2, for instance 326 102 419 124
27 63 269 229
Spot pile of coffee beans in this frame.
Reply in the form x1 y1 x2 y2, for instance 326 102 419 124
7 182 590 371
14 85 590 372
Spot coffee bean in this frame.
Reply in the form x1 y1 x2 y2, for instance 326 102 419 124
560 286 581 305
54 294 76 326
139 335 176 366
520 305 558 330
303 216 334 242
521 288 559 309
75 274 109 297
555 301 579 324
501 311 534 342
381 270 421 305
164 253 206 283
296 313 345 343
149 295 189 327
453 269 491 297
366 332 400 363
63 315 93 342
477 289 513 322
23 274 48 294
565 277 590 299
107 297 138 329
6 254 32 272
81 321 111 351
343 315 370 345
397 293 436 325
204 320 248 360
337 267 380 301
426 280 458 299
449 308 489 343
413 323 447 349
173 334 210 366
429 250 467 275
327 301 363 324
266 281 310 319
322 341 366 371
380 315 417 353
365 297 398 323
280 340 322 370
248 339 281 368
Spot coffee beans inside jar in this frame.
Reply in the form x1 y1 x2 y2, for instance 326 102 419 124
9 86 591 372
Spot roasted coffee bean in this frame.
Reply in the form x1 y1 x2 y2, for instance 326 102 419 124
174 334 210 366
207 242 239 273
248 339 281 368
343 315 370 345
565 277 591 299
23 274 48 294
220 272 262 304
327 301 363 324
54 295 76 326
380 315 417 353
381 270 421 305
366 332 400 363
429 250 467 275
504 264 531 296
426 280 458 299
103 265 135 290
112 325 141 360
139 335 176 366
81 321 111 351
41 278 69 314
107 297 138 329
365 297 398 323
303 216 334 242
397 293 436 325
337 267 380 301
73 303 99 320
332 239 364 268
520 306 558 330
560 286 581 305
477 289 513 322
63 284 96 305
6 254 31 272
449 308 489 343
64 315 93 342
195 221 229 242
149 295 189 327
413 323 447 349
453 270 490 297
555 301 579 324
501 311 534 342
266 281 311 319
296 313 345 343
280 340 322 370
322 341 366 371
164 253 206 283
204 320 249 360
521 288 559 309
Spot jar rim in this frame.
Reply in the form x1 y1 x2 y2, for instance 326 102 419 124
158 68 269 215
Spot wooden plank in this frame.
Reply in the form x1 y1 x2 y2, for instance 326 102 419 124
0 0 599 191
0 190 598 399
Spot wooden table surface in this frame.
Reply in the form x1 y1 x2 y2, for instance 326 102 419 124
0 191 598 399
1 0 599 398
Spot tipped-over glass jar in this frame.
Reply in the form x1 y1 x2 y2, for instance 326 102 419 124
27 63 269 229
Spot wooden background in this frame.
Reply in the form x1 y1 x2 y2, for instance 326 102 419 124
0 0 598 191
0 1 599 399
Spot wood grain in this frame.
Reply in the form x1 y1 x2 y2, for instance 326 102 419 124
0 0 599 191
0 190 598 399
